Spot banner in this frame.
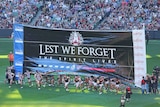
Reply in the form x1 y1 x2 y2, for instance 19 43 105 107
13 24 24 78
23 26 134 78
132 30 146 87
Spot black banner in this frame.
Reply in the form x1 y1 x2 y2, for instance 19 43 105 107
24 26 134 77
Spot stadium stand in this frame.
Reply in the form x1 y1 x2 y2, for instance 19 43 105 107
96 0 160 30
0 0 159 30
32 0 110 29
0 0 41 28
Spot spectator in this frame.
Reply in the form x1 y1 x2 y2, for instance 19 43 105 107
144 75 150 94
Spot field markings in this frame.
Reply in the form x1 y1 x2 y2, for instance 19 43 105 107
6 89 22 99
157 55 160 58
0 55 7 58
146 54 152 58
146 54 160 58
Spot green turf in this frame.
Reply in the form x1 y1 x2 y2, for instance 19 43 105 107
0 38 160 107
146 40 160 74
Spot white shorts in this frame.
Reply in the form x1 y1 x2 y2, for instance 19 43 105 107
65 82 69 87
99 84 103 88
93 82 97 87
75 82 80 87
105 81 109 85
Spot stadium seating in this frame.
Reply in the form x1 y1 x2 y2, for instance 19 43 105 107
0 0 159 30
0 0 41 28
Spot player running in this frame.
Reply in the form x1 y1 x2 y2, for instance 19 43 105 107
63 75 70 91
24 70 32 87
34 71 43 90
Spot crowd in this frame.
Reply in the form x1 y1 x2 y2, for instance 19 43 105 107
96 0 160 30
0 0 160 30
141 67 160 95
33 0 110 29
0 0 41 28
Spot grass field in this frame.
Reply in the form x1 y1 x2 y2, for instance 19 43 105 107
0 38 160 107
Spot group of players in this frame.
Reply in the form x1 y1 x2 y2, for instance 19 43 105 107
5 67 125 95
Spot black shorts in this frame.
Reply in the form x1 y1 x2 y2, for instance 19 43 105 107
6 74 8 79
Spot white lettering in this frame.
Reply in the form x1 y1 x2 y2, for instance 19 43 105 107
61 46 71 54
108 48 116 59
39 44 116 61
39 44 59 55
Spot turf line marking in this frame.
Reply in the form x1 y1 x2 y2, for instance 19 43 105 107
0 55 7 58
